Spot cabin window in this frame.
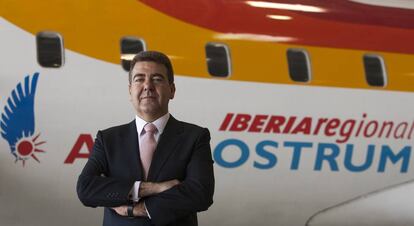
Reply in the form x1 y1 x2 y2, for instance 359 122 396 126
287 49 311 82
36 31 64 68
205 43 231 77
120 37 146 71
363 54 386 87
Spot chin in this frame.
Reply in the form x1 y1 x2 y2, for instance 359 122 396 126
140 107 160 115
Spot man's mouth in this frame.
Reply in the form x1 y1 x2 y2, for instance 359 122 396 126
140 96 156 100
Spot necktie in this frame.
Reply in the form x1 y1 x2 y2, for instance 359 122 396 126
141 123 158 180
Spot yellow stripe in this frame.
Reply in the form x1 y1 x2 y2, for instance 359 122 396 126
2 0 414 92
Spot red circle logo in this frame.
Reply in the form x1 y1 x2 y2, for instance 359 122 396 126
17 140 34 157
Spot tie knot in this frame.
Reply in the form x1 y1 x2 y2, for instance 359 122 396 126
144 123 157 134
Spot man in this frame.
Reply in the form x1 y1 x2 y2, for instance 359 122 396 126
77 51 215 226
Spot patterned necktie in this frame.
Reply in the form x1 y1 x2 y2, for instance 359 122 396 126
141 123 158 180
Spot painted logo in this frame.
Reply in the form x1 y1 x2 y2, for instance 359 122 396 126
1 73 46 166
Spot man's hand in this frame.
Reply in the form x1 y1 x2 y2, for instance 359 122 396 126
133 201 148 217
112 206 128 216
111 201 148 217
139 179 180 197
112 179 180 217
158 179 180 193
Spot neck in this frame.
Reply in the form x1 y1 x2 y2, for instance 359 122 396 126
137 112 167 122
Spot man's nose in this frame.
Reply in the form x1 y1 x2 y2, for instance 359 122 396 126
143 78 154 91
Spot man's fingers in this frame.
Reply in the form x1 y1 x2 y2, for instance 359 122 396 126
168 179 180 187
112 206 127 216
172 179 180 185
159 179 180 192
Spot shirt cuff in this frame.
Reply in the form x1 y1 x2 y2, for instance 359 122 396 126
130 181 141 202
144 202 151 219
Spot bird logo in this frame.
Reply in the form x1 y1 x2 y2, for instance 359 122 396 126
1 72 46 166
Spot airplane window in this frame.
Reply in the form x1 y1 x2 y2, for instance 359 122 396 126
120 36 146 71
287 49 311 82
205 43 231 77
363 54 386 87
36 31 64 68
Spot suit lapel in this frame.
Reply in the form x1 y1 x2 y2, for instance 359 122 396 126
147 116 183 181
125 120 144 180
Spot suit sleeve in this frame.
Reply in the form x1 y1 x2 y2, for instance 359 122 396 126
76 131 135 207
145 128 215 226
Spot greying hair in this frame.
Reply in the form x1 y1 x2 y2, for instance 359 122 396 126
129 51 174 84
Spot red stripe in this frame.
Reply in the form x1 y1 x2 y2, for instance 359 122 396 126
139 0 414 54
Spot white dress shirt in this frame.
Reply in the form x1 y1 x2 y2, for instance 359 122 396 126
130 113 170 216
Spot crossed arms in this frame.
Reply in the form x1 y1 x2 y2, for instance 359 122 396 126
77 127 215 225
111 180 179 217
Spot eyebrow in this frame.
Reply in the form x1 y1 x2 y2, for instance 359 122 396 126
132 73 165 79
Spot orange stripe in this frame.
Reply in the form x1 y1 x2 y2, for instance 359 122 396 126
1 0 414 92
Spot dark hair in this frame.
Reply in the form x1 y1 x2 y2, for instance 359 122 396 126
129 51 174 84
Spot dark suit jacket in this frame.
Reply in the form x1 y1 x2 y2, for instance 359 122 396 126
77 116 215 226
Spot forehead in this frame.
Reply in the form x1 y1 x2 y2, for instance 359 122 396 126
131 61 167 77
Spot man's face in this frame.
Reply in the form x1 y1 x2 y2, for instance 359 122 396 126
129 61 175 121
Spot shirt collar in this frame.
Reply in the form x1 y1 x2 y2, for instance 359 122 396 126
135 113 170 136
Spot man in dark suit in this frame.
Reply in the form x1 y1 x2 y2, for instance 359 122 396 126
77 51 215 226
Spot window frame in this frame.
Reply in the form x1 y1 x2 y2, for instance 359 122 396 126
120 36 147 71
205 42 232 78
36 31 65 68
363 54 387 87
286 48 312 83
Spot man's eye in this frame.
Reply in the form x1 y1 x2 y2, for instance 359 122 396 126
134 77 144 82
153 77 164 82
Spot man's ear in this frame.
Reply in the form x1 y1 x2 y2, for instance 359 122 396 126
170 83 176 99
